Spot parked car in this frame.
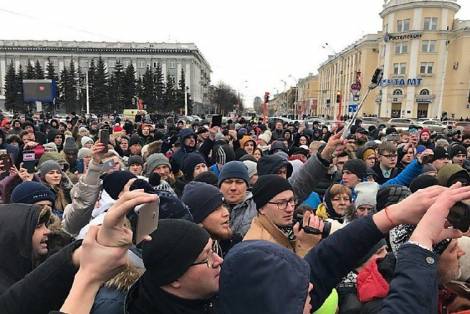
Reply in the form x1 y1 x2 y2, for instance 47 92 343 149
418 120 446 133
359 117 382 129
386 118 415 131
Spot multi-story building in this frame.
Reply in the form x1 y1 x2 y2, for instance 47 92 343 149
317 0 470 119
297 74 320 116
0 39 211 109
318 34 381 119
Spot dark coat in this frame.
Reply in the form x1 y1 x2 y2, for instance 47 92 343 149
371 164 400 185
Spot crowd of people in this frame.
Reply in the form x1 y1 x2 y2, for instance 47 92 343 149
0 111 470 314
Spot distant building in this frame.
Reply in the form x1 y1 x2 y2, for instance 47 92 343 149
0 39 211 111
317 0 470 119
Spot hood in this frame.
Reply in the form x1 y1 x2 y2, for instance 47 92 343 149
0 204 39 292
218 240 310 314
437 164 470 187
47 128 60 144
257 154 293 178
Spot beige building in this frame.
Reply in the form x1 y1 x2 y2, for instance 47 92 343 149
318 34 381 119
317 0 470 119
297 73 320 116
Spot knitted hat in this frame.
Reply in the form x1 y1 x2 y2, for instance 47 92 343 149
63 136 78 154
182 153 206 180
239 154 257 163
252 174 293 210
102 171 136 200
422 163 437 175
141 219 210 286
433 146 449 160
450 144 467 158
409 175 439 193
129 134 142 147
242 160 257 179
194 171 219 186
144 153 171 176
437 164 470 187
420 128 431 137
178 128 195 140
78 148 92 160
43 142 58 152
354 182 379 208
218 161 249 187
343 159 368 179
11 181 56 204
376 185 411 211
39 160 62 178
270 141 287 154
80 136 94 147
182 182 224 223
258 131 272 144
128 155 144 166
257 154 293 177
361 148 376 161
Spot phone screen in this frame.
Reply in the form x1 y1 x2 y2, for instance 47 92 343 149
99 129 109 153
211 115 222 127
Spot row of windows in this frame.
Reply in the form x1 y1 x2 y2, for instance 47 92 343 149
393 89 430 96
395 40 437 54
393 62 434 75
394 17 439 32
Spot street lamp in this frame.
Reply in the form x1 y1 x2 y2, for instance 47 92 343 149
184 86 189 116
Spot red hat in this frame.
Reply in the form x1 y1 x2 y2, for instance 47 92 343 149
420 128 431 137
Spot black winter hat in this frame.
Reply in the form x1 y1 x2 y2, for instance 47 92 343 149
218 161 249 187
141 219 210 286
252 174 293 210
102 171 136 200
376 185 411 211
450 144 467 158
182 152 206 180
409 175 439 193
343 159 368 180
270 141 288 154
182 182 224 223
11 181 56 204
257 154 293 178
433 146 449 160
194 171 219 186
129 134 141 147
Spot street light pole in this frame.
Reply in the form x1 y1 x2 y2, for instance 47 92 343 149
184 86 189 116
85 71 90 115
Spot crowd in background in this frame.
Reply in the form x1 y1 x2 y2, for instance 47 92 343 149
1 110 470 314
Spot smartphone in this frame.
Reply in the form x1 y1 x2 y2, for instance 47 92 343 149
134 199 159 244
211 115 222 128
0 149 11 172
99 129 109 153
76 159 85 174
102 159 115 172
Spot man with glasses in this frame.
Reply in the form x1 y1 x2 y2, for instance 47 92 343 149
126 219 223 313
244 174 323 257
372 142 399 184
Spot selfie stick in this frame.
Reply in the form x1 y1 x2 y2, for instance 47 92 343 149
341 68 383 139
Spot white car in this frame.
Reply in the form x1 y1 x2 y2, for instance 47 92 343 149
418 120 446 133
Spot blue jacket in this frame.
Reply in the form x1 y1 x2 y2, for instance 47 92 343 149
381 159 423 187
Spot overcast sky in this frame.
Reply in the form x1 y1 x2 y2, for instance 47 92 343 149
1 0 469 107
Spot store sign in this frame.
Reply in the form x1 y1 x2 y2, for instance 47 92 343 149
384 32 422 42
380 78 422 87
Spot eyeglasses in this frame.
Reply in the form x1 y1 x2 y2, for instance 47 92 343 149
381 154 397 159
190 241 221 269
268 198 297 210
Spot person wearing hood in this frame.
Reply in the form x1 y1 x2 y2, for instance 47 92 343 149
218 161 257 238
0 203 51 293
316 184 352 224
235 135 257 160
125 219 222 314
171 128 198 169
244 174 323 257
174 152 208 197
47 128 64 153
257 154 293 179
9 119 23 135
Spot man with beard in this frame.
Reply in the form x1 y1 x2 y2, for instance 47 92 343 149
182 181 234 255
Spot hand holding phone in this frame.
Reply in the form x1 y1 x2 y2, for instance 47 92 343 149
99 129 110 153
135 199 160 244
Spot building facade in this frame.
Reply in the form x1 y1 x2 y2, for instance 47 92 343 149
0 40 211 109
297 74 320 116
317 0 470 119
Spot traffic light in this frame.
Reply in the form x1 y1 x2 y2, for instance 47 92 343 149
264 92 270 103
336 92 341 103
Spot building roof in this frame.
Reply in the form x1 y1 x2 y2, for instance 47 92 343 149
0 39 212 71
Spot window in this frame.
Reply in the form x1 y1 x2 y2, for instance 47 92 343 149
138 60 146 68
424 17 438 31
123 60 130 67
420 89 430 95
422 40 436 53
397 19 410 32
395 42 408 54
393 63 407 75
420 63 433 74
108 60 115 68
393 89 403 95
169 61 176 69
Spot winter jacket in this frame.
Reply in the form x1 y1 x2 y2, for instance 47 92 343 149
289 154 332 202
62 160 104 236
0 241 81 314
381 159 423 187
243 214 310 257
371 164 400 185
228 192 257 238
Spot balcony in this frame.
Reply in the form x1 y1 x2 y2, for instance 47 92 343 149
415 94 435 103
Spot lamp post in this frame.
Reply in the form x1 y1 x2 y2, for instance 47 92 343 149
184 86 189 116
288 74 299 120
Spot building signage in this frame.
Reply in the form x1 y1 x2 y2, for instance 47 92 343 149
380 78 422 87
384 32 422 42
